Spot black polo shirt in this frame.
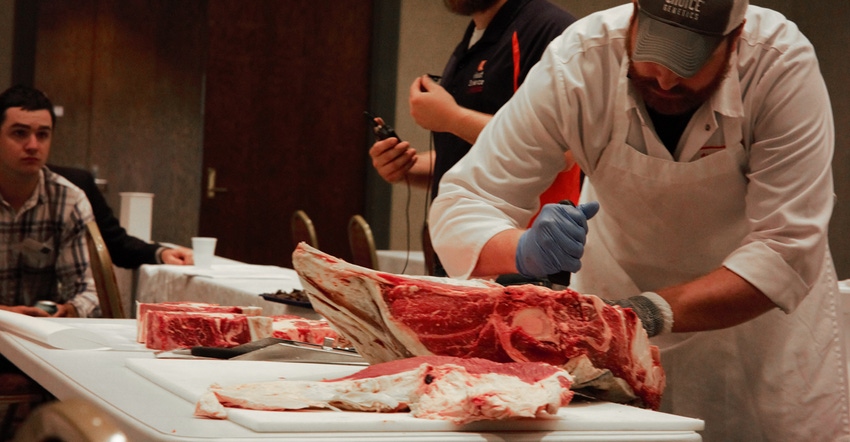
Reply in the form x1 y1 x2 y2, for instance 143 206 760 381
431 0 576 198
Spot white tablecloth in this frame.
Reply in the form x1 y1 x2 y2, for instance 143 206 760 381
135 256 318 319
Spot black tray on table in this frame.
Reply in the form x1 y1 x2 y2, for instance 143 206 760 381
259 289 313 309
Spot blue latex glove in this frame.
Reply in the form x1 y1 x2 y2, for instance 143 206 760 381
515 201 600 278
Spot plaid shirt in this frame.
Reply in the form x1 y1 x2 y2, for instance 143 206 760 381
0 167 99 317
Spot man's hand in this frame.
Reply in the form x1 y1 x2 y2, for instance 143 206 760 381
162 247 193 265
605 293 674 337
515 201 600 278
369 136 418 184
409 75 459 133
57 303 78 318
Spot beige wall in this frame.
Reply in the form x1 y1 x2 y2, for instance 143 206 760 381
391 0 850 279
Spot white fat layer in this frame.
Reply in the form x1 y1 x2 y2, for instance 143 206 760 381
195 362 573 424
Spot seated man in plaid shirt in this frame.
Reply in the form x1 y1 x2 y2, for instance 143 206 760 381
0 85 98 318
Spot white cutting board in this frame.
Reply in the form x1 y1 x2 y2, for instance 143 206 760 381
125 358 704 434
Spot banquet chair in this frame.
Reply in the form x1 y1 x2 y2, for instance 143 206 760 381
84 220 126 319
0 373 50 441
291 210 319 249
348 215 379 270
12 397 127 442
421 222 436 276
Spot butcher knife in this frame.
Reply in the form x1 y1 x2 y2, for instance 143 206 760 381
191 337 368 365
154 337 286 359
231 341 368 365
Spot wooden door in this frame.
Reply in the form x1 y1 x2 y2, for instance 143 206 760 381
199 1 374 267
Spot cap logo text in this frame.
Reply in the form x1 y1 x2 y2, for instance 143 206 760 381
663 0 705 21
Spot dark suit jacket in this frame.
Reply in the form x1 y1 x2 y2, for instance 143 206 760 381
49 165 161 269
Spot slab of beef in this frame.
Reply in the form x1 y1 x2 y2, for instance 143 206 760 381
292 243 665 410
270 315 348 346
145 311 272 351
195 355 573 424
136 301 262 343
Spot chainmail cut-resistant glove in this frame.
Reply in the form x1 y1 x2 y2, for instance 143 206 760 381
515 201 600 278
606 292 673 338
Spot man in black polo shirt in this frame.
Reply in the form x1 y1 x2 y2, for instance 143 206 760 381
369 0 579 277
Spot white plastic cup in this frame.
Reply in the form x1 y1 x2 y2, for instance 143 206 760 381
191 237 218 268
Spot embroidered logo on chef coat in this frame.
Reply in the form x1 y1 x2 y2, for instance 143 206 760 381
467 60 487 93
698 145 726 158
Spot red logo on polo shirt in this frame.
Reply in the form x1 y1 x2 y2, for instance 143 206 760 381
467 60 486 93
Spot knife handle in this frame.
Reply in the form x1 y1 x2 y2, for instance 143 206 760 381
546 200 575 287
190 346 244 359
191 337 286 359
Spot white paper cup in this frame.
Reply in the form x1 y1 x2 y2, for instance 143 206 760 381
191 237 218 268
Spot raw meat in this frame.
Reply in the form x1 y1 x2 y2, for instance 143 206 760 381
145 311 272 351
292 243 665 410
271 315 345 346
195 355 573 424
136 302 262 343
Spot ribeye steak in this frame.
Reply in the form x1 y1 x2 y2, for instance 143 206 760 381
144 311 272 351
136 301 262 343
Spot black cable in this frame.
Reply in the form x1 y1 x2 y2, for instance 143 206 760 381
401 174 411 274
401 131 435 275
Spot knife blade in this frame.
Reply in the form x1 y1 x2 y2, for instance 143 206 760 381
232 341 368 365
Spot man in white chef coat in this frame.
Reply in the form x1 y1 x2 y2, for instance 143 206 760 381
429 0 850 440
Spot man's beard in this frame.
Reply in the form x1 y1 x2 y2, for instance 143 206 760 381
627 61 729 115
443 0 500 16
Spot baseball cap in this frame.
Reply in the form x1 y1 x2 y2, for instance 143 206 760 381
633 0 748 78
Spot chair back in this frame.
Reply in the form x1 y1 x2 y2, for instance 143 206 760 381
13 397 127 442
421 222 436 276
84 220 125 319
348 215 379 270
290 210 319 249
0 373 49 441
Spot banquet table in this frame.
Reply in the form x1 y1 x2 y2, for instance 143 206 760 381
135 256 318 319
0 317 704 442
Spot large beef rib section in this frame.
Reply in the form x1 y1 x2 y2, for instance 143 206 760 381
195 355 573 424
292 243 665 410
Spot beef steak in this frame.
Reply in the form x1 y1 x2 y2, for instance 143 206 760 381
145 311 272 351
136 301 261 343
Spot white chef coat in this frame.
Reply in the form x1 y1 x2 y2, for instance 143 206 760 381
430 4 850 441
